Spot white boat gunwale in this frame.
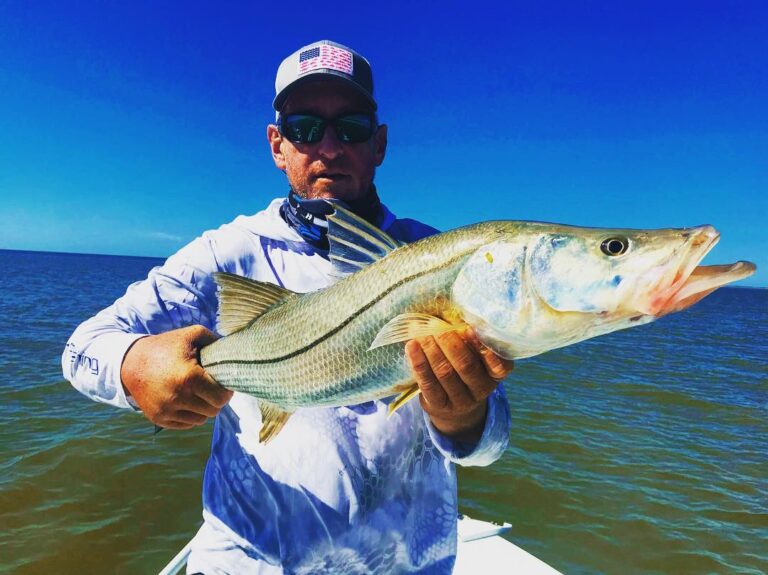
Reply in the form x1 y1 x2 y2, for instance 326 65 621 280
157 515 563 575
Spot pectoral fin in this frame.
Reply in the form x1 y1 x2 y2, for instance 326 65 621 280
388 382 422 416
258 401 294 444
369 313 466 350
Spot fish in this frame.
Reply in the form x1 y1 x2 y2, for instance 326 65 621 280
199 206 755 443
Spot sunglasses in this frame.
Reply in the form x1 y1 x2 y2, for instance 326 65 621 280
278 113 377 144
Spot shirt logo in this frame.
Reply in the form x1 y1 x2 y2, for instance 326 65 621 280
67 342 99 375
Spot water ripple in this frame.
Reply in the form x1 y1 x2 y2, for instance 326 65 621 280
2 251 767 574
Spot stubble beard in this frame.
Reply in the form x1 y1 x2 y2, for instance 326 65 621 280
289 175 374 202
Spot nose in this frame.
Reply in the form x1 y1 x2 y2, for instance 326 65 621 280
316 125 344 160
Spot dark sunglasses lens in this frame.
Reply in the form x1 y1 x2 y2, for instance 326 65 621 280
335 115 375 143
282 115 325 143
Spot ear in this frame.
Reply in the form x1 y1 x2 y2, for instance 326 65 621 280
268 124 286 171
373 124 388 167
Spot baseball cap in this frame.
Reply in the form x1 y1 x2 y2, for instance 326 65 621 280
273 40 376 112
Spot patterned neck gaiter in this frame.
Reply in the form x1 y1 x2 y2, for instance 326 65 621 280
279 187 383 250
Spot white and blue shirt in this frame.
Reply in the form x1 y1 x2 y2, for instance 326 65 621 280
63 198 511 574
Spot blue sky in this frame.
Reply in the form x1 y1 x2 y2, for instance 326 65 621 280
0 1 765 286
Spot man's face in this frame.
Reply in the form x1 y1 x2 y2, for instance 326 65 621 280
268 80 388 202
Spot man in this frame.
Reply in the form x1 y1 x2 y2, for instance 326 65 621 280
64 40 512 574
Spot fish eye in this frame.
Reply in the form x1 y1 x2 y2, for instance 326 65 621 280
600 236 629 256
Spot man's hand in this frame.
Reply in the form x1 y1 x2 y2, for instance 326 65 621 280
120 325 233 429
405 329 513 443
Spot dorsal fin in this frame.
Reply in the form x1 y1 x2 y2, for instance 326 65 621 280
213 272 297 336
326 203 404 277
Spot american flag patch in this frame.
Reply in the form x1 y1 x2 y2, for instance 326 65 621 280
297 44 354 76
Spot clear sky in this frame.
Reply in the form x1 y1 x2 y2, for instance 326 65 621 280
0 1 766 286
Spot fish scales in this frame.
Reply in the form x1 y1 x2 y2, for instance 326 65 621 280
198 208 755 443
201 223 511 408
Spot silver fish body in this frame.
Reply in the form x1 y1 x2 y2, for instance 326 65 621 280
199 208 755 442
201 223 495 409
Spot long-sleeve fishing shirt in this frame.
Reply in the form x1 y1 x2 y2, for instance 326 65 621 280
62 197 511 575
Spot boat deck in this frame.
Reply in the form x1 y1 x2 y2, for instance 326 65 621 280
159 515 564 574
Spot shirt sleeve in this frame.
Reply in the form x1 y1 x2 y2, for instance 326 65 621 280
423 384 511 467
61 231 227 409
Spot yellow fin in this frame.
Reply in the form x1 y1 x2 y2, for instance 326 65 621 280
369 313 464 350
258 401 293 444
213 272 297 336
387 382 421 417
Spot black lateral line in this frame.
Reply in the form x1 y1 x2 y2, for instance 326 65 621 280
205 251 470 367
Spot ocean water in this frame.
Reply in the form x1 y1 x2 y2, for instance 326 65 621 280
1 248 766 574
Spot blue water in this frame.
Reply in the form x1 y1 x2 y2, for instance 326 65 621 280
1 249 766 574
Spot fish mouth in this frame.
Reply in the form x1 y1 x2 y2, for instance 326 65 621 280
649 226 756 316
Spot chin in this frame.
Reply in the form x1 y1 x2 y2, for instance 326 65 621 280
309 183 363 202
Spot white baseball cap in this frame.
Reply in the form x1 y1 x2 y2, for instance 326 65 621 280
273 40 376 111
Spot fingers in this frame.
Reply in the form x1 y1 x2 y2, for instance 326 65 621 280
465 329 514 382
419 334 476 405
153 405 209 429
406 332 494 441
172 409 209 426
123 325 230 432
159 422 195 430
183 394 222 418
405 329 512 414
439 331 499 401
183 327 232 410
479 348 514 381
168 370 231 422
405 339 449 408
192 368 234 409
161 411 205 430
154 365 231 428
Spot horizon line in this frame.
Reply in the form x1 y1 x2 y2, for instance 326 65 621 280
0 247 168 261
2 247 765 289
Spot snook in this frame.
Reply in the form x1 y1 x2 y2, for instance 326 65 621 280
200 207 755 443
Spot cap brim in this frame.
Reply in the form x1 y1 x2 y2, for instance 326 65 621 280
273 72 377 111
